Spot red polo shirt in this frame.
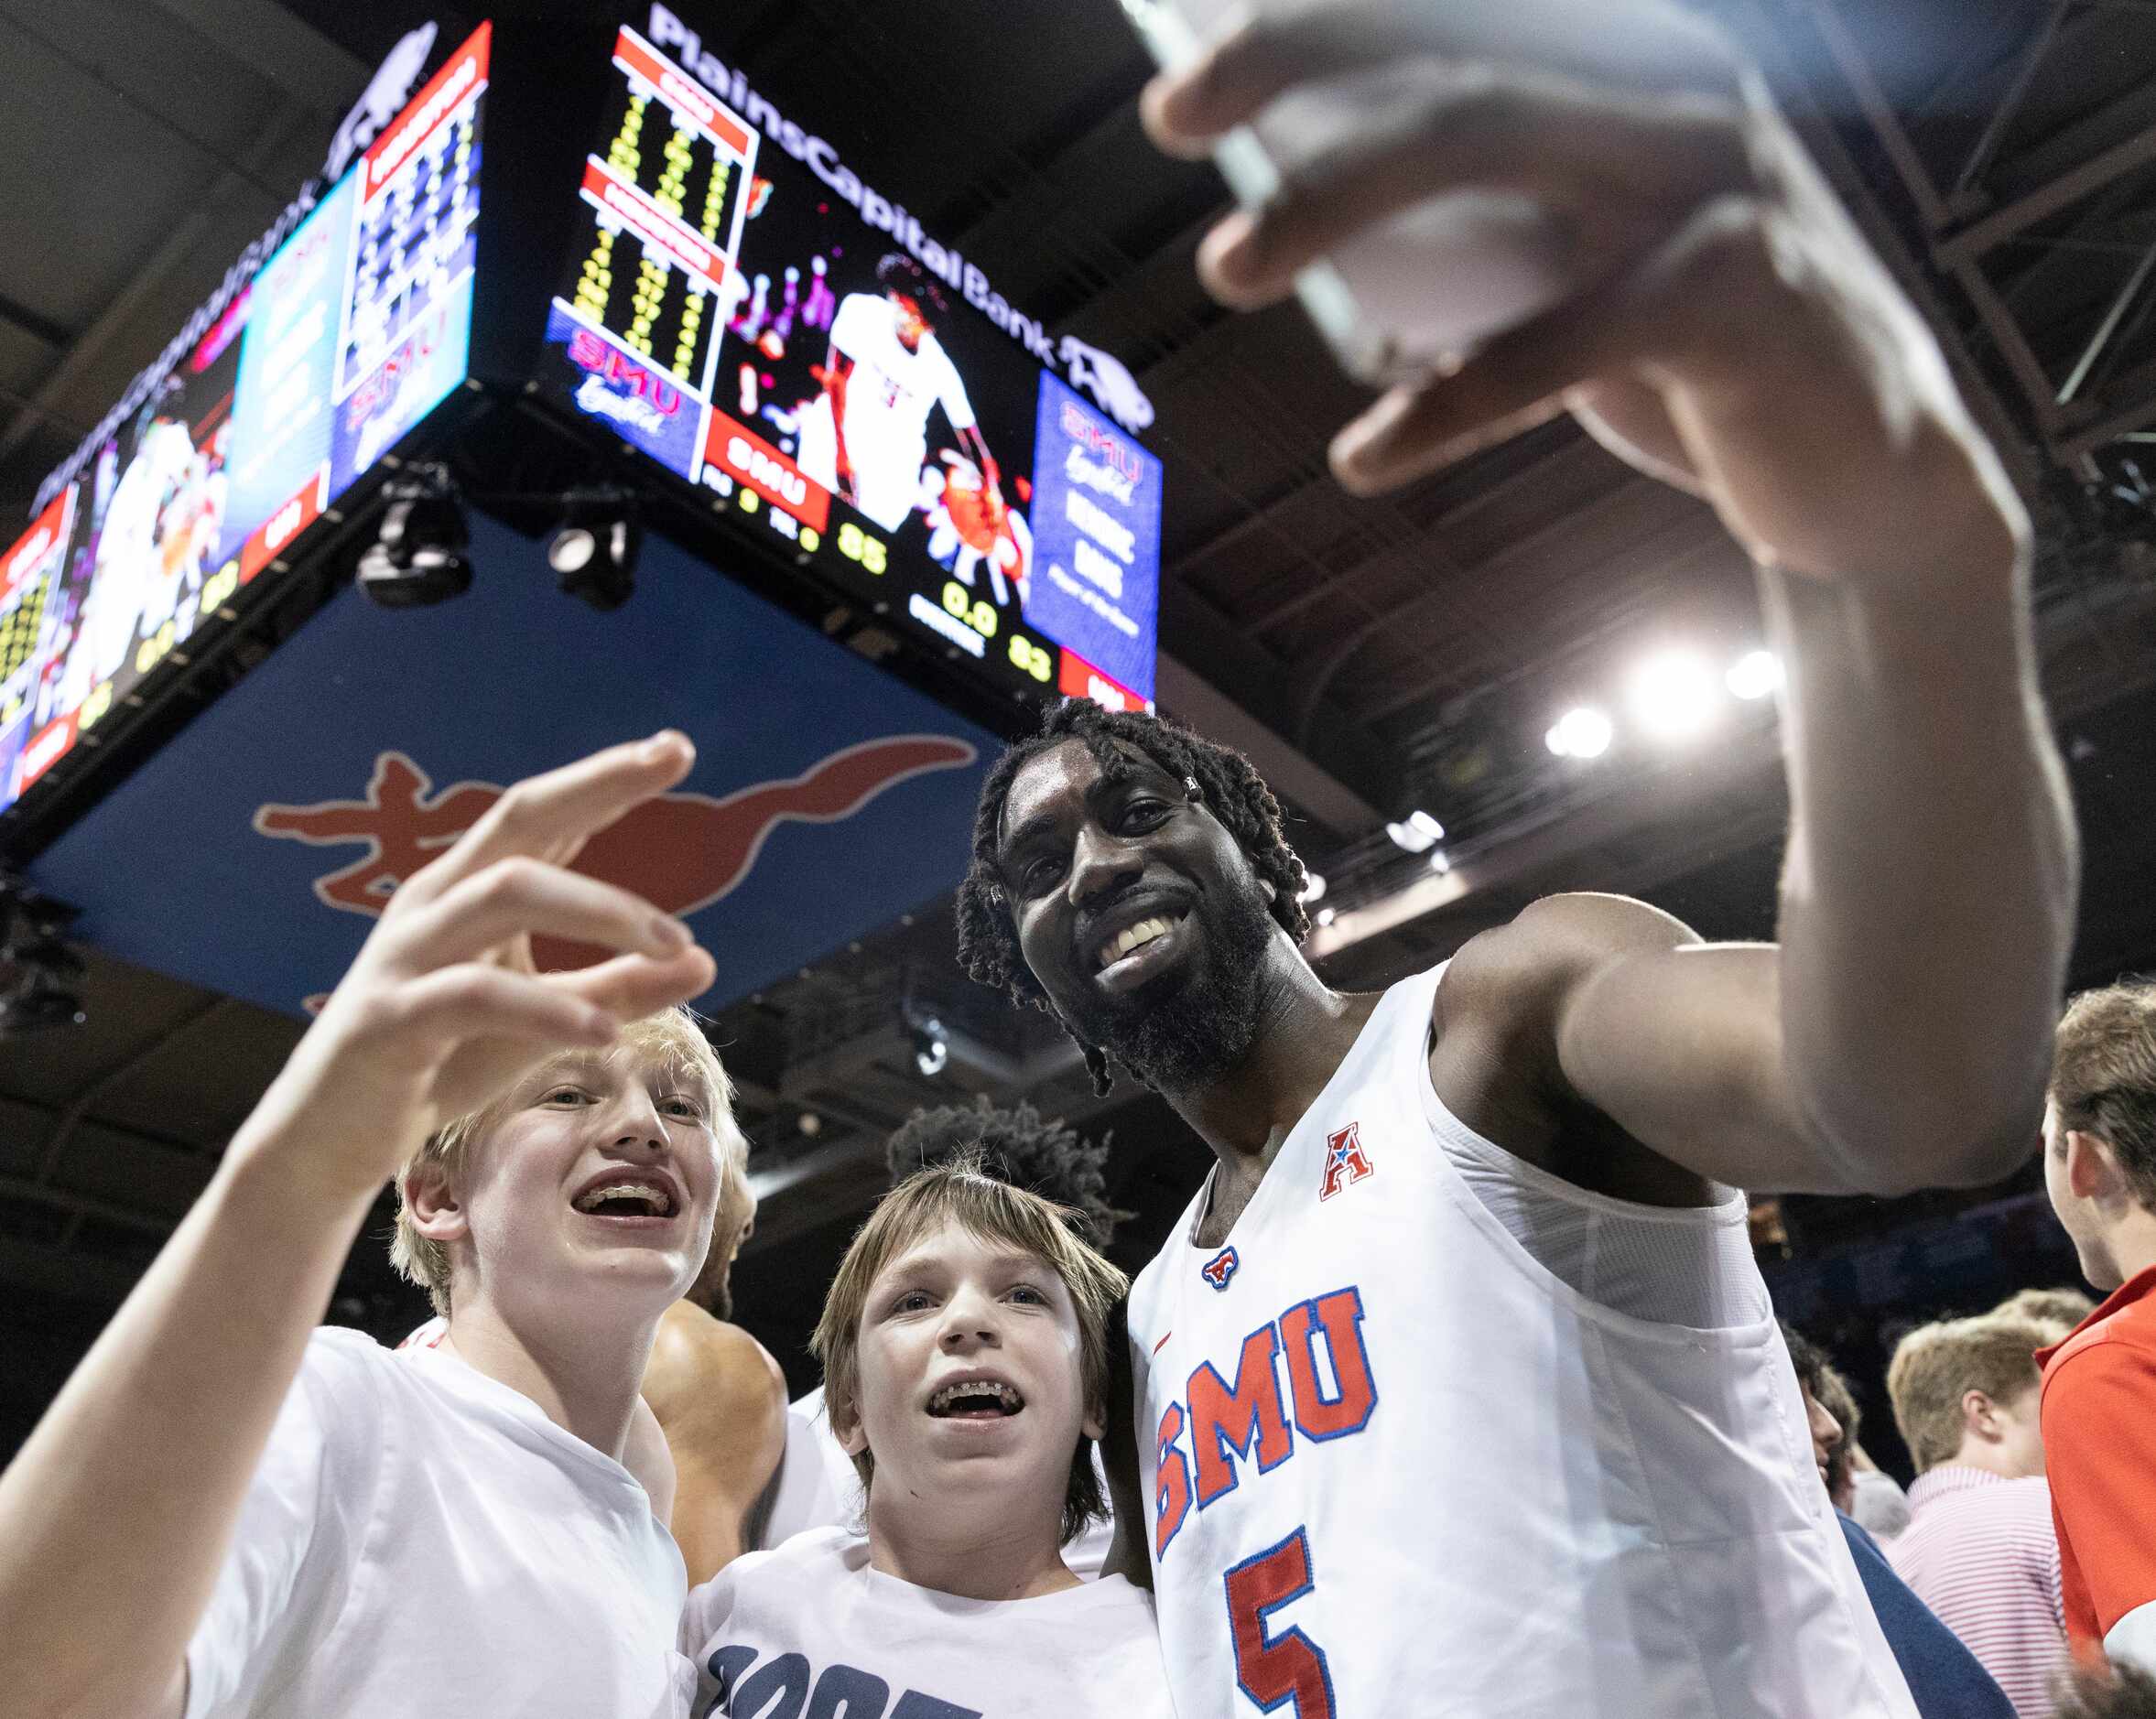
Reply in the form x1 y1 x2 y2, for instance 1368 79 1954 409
2038 1263 2156 1663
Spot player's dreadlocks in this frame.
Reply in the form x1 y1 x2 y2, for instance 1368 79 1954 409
883 1094 1132 1247
955 700 1310 1097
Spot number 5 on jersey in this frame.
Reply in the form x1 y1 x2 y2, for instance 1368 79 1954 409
1225 1529 1335 1718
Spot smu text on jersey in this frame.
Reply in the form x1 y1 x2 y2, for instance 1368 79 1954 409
1152 1286 1377 1559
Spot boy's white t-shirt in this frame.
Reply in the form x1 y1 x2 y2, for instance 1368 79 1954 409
184 1325 690 1719
678 1527 1173 1719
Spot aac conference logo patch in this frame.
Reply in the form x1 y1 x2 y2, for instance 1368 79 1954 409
1319 1121 1375 1201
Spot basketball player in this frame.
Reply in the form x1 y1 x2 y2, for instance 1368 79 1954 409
762 1097 1128 1577
799 253 1007 536
640 1141 791 1584
58 404 199 711
679 1156 1169 1718
0 733 720 1718
950 2 2078 1711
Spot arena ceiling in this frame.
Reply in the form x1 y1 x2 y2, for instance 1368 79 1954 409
1 0 2153 1411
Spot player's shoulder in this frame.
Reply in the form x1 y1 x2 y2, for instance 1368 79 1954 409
653 1302 785 1385
1457 892 1700 975
645 1302 787 1430
1442 893 1701 1022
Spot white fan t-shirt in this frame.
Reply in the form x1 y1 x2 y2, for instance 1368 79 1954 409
678 1527 1172 1718
183 1325 688 1719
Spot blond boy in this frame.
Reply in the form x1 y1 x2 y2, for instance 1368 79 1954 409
1886 1315 2067 1714
0 734 720 1719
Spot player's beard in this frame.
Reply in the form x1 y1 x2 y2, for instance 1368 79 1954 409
1057 881 1281 1094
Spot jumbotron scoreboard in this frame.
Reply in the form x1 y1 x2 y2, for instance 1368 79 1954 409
0 5 1166 828
0 24 490 814
535 14 1164 713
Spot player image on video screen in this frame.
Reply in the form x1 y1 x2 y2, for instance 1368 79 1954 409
790 254 1027 607
721 169 1040 617
44 363 234 733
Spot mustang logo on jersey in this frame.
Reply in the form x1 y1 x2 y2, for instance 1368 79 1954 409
1317 1121 1373 1200
1152 1285 1377 1559
1200 1247 1240 1291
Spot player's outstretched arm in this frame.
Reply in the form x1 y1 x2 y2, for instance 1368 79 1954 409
0 733 714 1719
1151 0 2075 1194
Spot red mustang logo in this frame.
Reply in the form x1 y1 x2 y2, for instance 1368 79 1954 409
254 735 977 971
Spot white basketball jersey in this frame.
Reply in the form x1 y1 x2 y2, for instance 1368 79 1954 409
1126 965 1917 1718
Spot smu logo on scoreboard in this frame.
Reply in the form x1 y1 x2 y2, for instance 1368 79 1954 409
1152 1286 1377 1559
253 735 974 971
545 306 702 480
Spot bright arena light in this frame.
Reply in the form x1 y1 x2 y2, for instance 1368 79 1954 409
1544 706 1613 760
1627 652 1719 739
1298 871 1327 905
1384 809 1445 853
1726 649 1783 700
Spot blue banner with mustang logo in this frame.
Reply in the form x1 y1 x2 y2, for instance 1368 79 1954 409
29 515 994 1015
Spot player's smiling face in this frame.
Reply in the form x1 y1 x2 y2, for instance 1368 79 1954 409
889 292 930 350
994 738 1286 1089
841 1216 1098 1520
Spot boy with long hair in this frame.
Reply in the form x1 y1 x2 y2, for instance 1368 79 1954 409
680 1156 1169 1717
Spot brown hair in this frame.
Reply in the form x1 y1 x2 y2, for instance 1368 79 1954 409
1886 1315 2049 1474
810 1152 1128 1545
1990 1286 2096 1342
2053 980 2156 1208
2059 1664 2156 1719
389 1008 739 1317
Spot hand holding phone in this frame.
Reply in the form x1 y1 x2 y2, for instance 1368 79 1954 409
1121 0 1587 385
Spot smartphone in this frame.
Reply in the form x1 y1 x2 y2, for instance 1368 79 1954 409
1119 0 1576 386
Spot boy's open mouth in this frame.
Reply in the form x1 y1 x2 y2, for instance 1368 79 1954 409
926 1379 1025 1419
570 1179 677 1219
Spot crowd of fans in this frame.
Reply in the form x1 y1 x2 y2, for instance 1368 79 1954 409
1785 978 2156 1718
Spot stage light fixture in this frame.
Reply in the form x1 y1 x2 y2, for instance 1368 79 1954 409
1726 649 1782 700
1628 651 1718 739
549 488 642 611
1315 907 1337 928
0 969 86 1037
1429 849 1451 874
1384 809 1445 853
357 464 471 607
914 1017 949 1078
1298 872 1327 905
1545 707 1613 759
0 890 86 1040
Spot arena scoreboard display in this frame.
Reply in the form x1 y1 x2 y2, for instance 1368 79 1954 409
536 11 1163 713
0 24 489 813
